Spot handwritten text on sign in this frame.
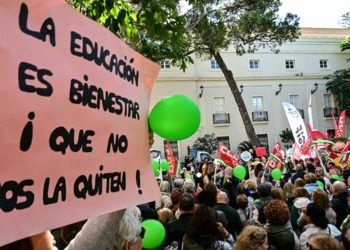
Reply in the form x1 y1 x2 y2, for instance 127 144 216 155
0 0 160 246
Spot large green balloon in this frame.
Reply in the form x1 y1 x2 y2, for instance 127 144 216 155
149 95 201 141
141 219 166 249
160 160 170 171
271 169 282 180
233 165 246 180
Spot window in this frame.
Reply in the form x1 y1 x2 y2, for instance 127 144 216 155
324 94 333 108
285 60 295 69
252 96 264 112
217 136 230 150
163 141 179 159
289 95 300 108
257 134 269 153
211 59 220 69
249 60 260 69
320 59 328 69
160 60 171 69
213 97 226 114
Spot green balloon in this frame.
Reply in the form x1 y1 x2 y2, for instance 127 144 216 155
253 199 261 205
149 95 201 140
160 160 169 171
317 180 325 190
233 165 246 180
271 169 282 180
141 219 166 249
152 160 160 171
331 174 341 181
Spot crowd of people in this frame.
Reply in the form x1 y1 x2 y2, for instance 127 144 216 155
2 153 350 250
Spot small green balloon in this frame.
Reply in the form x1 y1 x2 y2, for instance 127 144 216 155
233 165 246 180
149 95 201 141
331 174 341 181
160 160 169 171
253 199 261 205
152 160 160 171
141 219 166 249
271 169 282 180
154 169 160 177
317 180 325 190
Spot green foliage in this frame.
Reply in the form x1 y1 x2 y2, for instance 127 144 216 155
324 69 350 115
66 0 192 70
185 0 300 57
237 140 254 154
279 128 294 148
340 11 350 28
193 133 217 154
340 36 350 54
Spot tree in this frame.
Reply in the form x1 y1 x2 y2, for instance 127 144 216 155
340 11 350 28
324 69 350 115
184 0 300 146
67 0 192 69
193 133 217 154
279 128 294 149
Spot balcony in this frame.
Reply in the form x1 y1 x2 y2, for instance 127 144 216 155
213 113 230 124
297 109 304 119
252 111 269 122
323 107 339 118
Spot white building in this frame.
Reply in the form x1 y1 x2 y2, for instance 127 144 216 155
150 28 350 160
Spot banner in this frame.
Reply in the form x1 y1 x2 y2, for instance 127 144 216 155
282 102 309 150
332 112 340 137
0 0 160 246
165 141 177 176
255 147 267 157
218 143 238 167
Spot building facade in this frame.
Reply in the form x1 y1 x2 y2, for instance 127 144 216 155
150 28 350 160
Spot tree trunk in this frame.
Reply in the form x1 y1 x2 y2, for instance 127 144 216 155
213 51 261 147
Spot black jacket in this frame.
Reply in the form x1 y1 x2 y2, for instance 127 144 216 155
164 213 193 249
332 192 348 228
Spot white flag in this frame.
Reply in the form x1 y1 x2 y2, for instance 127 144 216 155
282 102 309 150
308 94 314 129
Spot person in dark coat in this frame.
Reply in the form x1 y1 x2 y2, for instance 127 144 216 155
291 164 305 184
331 181 349 228
214 191 243 239
164 193 194 249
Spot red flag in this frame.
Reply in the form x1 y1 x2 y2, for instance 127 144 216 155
256 147 267 157
301 137 312 155
272 141 283 160
332 112 341 137
165 141 177 176
338 111 346 137
293 143 302 160
306 123 328 139
218 143 238 167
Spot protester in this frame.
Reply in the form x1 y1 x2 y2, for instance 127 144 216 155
236 194 253 223
304 173 318 195
299 203 340 250
164 193 194 249
214 191 243 239
332 181 349 228
256 183 273 224
291 164 304 184
233 225 269 250
157 208 174 226
338 222 350 249
307 233 344 250
290 188 311 234
283 182 295 211
263 200 299 250
156 181 172 210
294 178 306 188
182 204 234 249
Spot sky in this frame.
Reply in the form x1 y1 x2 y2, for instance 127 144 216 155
279 0 350 28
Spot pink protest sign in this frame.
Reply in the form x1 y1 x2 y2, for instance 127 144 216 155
0 0 160 246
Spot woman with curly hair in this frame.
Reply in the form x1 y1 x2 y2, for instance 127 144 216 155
307 233 344 250
182 204 234 250
233 226 268 250
263 199 299 250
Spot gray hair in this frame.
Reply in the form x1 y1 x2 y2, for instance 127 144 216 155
160 181 170 193
109 206 141 250
183 179 195 192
